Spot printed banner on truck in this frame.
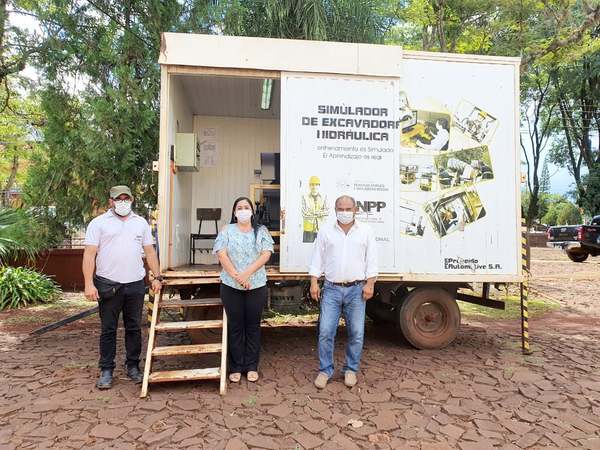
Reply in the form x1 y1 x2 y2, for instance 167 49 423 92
280 61 520 279
280 74 401 272
394 58 520 277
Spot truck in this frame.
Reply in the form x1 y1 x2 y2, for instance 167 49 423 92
155 33 523 351
546 216 600 262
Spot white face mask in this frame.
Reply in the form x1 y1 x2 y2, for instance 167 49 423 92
336 211 354 225
114 200 132 217
235 209 252 224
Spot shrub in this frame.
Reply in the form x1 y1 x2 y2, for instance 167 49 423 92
0 208 55 264
0 266 62 310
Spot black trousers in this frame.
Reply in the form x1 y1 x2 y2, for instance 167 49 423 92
220 284 267 373
97 279 145 370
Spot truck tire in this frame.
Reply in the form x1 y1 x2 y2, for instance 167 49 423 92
397 287 460 350
566 250 589 263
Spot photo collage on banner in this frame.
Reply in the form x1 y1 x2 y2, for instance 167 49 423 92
398 91 498 240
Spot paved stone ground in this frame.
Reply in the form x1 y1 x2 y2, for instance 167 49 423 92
0 248 599 449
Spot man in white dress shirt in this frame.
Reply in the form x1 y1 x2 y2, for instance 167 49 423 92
309 195 378 389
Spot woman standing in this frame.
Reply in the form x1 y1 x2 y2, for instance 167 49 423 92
213 197 274 383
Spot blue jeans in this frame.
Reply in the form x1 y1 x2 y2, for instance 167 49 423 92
318 281 366 377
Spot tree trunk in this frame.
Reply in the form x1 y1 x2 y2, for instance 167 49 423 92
433 0 446 52
2 154 19 207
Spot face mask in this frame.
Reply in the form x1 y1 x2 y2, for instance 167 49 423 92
337 211 354 225
235 209 252 224
114 200 132 217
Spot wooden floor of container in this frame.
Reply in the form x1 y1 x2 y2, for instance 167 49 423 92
162 265 411 284
163 265 307 283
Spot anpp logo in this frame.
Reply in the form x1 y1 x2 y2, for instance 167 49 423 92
357 201 387 213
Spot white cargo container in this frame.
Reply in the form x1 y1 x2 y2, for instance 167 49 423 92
156 33 522 349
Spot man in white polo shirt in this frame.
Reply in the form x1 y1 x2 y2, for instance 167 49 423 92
309 195 378 389
83 185 162 389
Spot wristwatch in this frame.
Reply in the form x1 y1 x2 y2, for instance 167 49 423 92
154 275 164 282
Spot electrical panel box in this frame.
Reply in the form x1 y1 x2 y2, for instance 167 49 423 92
175 133 199 171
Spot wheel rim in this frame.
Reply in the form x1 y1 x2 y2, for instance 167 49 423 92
413 301 447 336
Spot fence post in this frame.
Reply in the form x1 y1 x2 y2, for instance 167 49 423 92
520 219 532 355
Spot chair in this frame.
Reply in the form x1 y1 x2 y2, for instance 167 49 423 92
190 208 221 265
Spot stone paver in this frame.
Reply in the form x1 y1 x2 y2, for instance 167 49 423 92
0 248 600 449
89 424 126 440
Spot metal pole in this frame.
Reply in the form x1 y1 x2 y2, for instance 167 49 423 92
29 306 99 337
520 219 532 355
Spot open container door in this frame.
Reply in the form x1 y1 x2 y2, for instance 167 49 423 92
280 72 402 273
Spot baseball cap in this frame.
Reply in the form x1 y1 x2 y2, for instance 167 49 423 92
109 185 133 199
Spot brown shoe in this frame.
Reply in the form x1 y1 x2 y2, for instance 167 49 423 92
344 370 357 388
314 372 329 389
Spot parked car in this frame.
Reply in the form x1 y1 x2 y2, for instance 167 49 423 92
547 215 600 262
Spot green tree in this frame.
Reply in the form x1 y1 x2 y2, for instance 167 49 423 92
222 0 396 42
22 0 199 232
0 80 43 206
0 207 52 263
14 0 600 234
521 68 558 227
539 157 551 194
548 46 599 200
579 164 600 216
540 195 582 225
387 0 600 66
522 191 557 225
23 0 399 233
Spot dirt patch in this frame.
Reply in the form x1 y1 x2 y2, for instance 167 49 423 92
529 247 600 317
0 292 98 333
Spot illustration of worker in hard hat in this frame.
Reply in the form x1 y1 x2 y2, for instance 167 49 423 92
301 175 329 243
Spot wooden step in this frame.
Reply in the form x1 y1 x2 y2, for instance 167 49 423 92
148 368 221 383
160 298 222 309
152 343 222 357
155 320 223 332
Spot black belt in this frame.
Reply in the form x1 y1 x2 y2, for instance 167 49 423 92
328 280 365 287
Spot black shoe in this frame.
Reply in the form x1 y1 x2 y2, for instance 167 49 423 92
96 369 113 389
126 365 143 384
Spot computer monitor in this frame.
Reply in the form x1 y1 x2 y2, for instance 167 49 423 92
260 152 280 184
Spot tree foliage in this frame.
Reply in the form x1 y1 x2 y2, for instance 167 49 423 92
22 0 191 231
579 164 600 216
6 0 600 234
540 195 582 226
522 191 582 226
221 0 396 42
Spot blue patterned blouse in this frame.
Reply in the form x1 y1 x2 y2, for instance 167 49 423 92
213 224 274 290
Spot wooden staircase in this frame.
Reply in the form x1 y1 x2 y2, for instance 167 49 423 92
140 290 228 397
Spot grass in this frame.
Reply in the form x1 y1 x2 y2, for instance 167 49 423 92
63 361 96 369
1 294 95 326
243 394 257 407
3 315 51 325
263 307 319 325
458 294 560 320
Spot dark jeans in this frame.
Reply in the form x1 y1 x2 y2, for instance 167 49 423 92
97 279 145 370
220 284 267 373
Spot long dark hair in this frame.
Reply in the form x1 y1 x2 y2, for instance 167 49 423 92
230 196 260 241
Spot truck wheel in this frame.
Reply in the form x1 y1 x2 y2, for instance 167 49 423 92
397 288 460 350
566 250 588 263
